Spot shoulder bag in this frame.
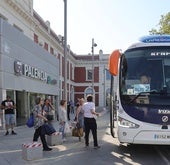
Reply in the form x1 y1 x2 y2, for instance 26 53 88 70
26 113 34 128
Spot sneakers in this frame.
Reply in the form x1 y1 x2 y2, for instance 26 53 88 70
11 131 17 135
94 146 101 149
43 147 52 151
5 130 17 136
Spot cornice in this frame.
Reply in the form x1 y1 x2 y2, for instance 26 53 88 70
4 0 64 54
5 0 34 24
35 25 64 53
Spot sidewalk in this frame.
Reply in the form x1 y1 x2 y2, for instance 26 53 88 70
0 107 108 165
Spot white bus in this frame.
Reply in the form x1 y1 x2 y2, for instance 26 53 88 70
108 35 170 144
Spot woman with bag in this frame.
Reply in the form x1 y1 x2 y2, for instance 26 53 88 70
32 96 52 151
42 98 55 125
58 100 67 142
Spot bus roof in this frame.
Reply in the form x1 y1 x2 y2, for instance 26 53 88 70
127 35 170 50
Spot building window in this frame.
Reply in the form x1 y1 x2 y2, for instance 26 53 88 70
72 66 74 80
85 87 93 94
50 47 54 55
84 87 94 100
34 34 38 43
44 42 48 51
87 69 92 81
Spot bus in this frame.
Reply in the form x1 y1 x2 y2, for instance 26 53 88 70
108 35 170 144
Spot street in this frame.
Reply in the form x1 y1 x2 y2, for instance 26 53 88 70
0 110 170 165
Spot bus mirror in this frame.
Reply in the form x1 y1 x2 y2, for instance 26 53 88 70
108 49 121 76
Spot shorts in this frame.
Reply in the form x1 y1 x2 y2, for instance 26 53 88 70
5 114 16 125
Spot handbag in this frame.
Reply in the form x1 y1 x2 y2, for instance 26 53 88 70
46 114 54 121
26 113 34 128
46 110 54 121
72 127 83 137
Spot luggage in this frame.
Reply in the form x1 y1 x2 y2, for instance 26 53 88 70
72 127 83 137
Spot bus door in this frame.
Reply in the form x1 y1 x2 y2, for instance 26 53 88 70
110 74 120 138
110 75 116 137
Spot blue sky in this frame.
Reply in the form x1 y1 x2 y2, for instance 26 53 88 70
33 0 170 55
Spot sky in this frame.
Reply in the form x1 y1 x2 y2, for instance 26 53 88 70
33 0 170 55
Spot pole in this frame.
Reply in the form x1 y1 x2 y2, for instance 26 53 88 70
91 38 97 97
104 65 106 106
64 0 67 100
92 38 94 96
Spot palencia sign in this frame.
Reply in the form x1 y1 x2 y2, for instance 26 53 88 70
24 63 47 81
14 60 57 85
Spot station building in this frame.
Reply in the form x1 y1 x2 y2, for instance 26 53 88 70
0 0 110 127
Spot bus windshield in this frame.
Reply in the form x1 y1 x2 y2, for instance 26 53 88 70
120 46 170 106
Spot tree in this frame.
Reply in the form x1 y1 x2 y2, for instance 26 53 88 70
149 12 170 35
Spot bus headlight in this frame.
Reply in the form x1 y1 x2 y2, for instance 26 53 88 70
118 117 139 128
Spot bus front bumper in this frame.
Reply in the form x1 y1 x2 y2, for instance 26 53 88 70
118 128 170 145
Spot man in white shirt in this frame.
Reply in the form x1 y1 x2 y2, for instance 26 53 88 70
82 95 100 149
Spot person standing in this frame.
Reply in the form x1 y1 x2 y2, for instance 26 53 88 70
58 100 67 142
70 100 74 114
82 95 100 149
32 96 52 151
42 98 55 125
67 101 71 121
1 95 17 135
76 98 85 141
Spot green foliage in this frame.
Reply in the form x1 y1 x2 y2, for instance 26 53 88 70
149 12 170 35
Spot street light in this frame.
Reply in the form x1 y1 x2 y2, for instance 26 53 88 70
103 65 106 106
91 38 97 96
63 0 67 100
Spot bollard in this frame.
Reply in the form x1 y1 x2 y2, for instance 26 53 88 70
22 142 42 161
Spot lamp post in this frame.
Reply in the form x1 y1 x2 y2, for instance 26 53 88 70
103 65 106 106
91 38 97 96
63 0 67 100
